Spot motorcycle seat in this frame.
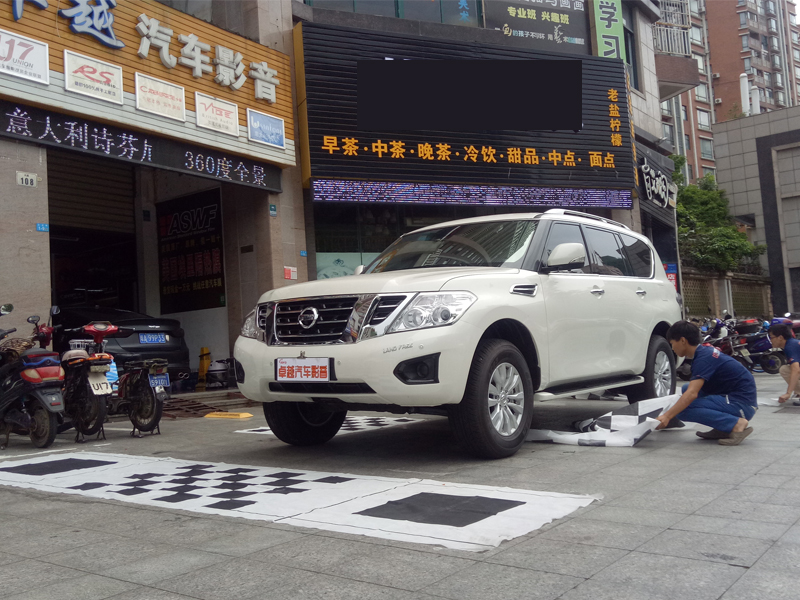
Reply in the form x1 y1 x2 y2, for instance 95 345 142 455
61 349 89 362
21 348 52 356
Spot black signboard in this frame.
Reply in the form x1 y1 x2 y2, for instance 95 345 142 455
299 22 634 206
0 100 281 192
483 0 591 54
157 190 226 314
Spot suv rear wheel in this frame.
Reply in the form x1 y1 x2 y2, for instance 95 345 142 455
624 335 676 404
263 402 347 446
449 339 534 459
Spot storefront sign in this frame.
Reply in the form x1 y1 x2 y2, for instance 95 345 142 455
663 263 678 291
12 0 125 49
156 190 226 314
0 100 281 192
483 0 590 54
247 109 285 149
0 27 48 84
195 92 239 137
64 50 123 104
640 157 677 209
297 22 634 204
135 72 186 122
592 0 626 60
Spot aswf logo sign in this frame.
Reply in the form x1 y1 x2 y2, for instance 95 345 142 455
159 204 219 238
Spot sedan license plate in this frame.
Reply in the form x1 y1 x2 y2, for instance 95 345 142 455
149 373 170 388
88 372 112 395
139 333 166 344
276 357 329 382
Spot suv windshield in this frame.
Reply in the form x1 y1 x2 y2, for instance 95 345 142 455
366 220 538 273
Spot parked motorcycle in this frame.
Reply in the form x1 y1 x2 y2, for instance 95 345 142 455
0 305 65 449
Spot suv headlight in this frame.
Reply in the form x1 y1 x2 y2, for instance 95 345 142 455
387 292 476 334
240 309 259 339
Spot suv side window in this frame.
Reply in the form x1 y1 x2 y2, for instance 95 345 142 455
619 233 653 278
583 227 630 276
542 223 589 274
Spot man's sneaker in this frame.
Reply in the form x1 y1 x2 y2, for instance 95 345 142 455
718 427 754 446
793 400 800 406
696 428 729 440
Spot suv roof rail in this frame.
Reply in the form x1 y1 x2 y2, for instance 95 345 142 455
543 209 630 230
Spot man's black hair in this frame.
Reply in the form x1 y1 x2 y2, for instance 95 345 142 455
769 323 793 340
666 320 702 346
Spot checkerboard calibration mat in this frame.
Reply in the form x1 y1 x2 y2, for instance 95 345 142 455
0 452 595 551
235 416 421 436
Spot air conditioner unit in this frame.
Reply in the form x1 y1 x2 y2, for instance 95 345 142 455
715 98 723 104
712 72 721 78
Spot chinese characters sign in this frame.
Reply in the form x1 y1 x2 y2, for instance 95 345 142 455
483 0 590 55
0 27 48 83
298 22 634 198
592 0 627 60
13 0 123 49
0 100 281 191
156 190 225 314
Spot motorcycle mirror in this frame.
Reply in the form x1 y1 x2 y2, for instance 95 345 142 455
50 305 60 316
0 304 12 315
27 315 40 325
786 313 792 318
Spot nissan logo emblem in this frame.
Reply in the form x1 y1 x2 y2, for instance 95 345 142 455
298 307 319 329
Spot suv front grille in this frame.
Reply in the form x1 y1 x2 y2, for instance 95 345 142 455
368 295 407 325
274 297 358 344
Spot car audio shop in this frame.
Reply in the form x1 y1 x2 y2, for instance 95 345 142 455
0 0 293 367
295 22 636 278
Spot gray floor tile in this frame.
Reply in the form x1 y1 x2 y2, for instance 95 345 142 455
39 537 176 572
0 552 24 567
0 525 113 559
636 529 771 567
271 572 423 600
0 559 85 597
750 541 800 572
133 516 263 546
96 589 200 600
694 498 800 524
670 515 791 541
538 518 664 551
768 487 800 507
190 526 308 557
607 484 730 514
568 552 746 600
574 506 686 529
2 574 138 600
778 523 800 545
423 562 582 600
740 473 793 488
486 537 628 578
156 558 307 600
720 567 800 600
103 549 229 585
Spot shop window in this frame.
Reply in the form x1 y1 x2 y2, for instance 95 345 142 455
700 138 714 159
402 0 441 21
697 109 711 131
696 83 709 102
308 0 355 11
156 0 248 38
663 123 675 146
622 3 640 90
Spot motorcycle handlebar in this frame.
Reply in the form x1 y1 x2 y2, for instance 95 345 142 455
0 328 17 338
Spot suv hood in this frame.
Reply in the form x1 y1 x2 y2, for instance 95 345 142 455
260 267 521 302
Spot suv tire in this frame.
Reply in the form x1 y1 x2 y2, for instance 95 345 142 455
262 402 347 446
449 339 534 459
624 335 676 404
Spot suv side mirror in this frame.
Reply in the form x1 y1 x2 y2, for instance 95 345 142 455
353 265 365 275
27 315 40 325
0 304 12 315
544 243 586 272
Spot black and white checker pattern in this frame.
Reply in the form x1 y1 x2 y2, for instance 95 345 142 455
236 416 420 436
0 452 594 551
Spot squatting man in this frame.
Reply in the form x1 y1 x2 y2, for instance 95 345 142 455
655 321 757 445
767 323 800 405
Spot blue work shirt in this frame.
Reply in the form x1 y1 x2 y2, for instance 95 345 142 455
691 344 757 407
784 337 800 364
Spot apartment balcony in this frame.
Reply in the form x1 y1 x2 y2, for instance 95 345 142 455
766 1 777 16
654 24 692 56
751 55 772 70
744 18 768 35
775 76 785 89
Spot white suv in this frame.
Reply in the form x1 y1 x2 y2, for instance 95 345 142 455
234 209 681 458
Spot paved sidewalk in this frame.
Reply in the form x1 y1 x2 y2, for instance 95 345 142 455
0 373 798 599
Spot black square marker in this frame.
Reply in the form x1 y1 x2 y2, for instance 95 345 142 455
119 480 158 487
163 485 204 493
129 473 162 479
114 488 150 496
356 493 525 528
205 500 256 510
178 470 215 477
154 493 202 503
265 478 306 487
266 472 304 478
176 464 214 470
0 458 115 476
215 482 249 491
395 418 415 422
220 468 258 474
209 491 256 499
218 475 257 482
265 487 307 495
167 477 202 485
70 482 108 491
314 476 354 484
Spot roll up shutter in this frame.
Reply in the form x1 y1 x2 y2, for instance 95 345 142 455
47 149 135 234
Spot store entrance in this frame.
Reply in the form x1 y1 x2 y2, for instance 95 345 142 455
47 149 137 310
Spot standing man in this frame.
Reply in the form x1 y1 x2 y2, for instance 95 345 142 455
768 323 800 405
657 321 757 445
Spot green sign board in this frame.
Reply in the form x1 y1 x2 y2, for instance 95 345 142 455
593 0 626 60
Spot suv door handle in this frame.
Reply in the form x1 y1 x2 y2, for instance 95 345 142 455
636 289 647 296
590 288 605 295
